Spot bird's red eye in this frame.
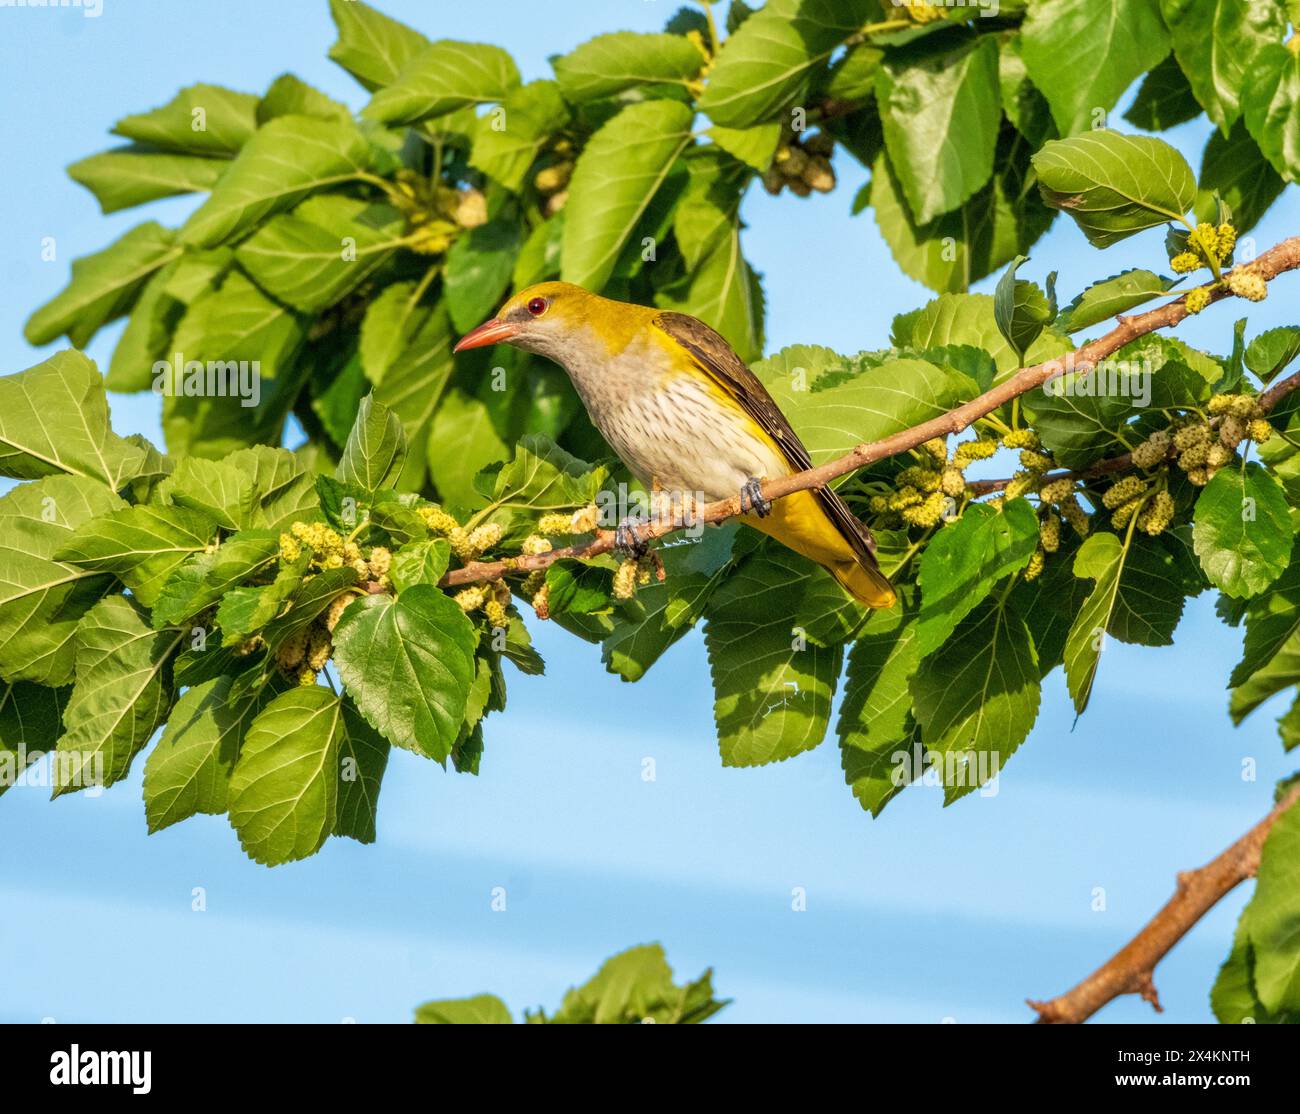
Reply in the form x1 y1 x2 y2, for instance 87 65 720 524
527 297 547 317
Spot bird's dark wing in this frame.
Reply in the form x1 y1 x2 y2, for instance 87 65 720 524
652 311 880 565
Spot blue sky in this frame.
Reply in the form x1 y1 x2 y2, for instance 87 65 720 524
1 0 1297 1024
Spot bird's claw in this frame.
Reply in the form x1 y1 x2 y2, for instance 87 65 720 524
740 476 771 518
614 516 649 559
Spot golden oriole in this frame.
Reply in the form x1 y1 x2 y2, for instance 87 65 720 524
455 282 895 608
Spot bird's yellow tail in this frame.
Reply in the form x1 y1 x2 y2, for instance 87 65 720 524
829 559 896 609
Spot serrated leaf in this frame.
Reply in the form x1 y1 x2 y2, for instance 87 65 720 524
336 394 407 494
0 681 68 797
1243 42 1300 183
0 476 124 686
1033 132 1196 247
143 672 285 833
916 500 1040 657
365 40 520 126
334 697 390 844
876 33 1000 225
0 350 150 489
1160 0 1288 134
707 123 781 171
698 0 875 128
332 585 478 760
52 595 182 797
235 194 407 313
561 99 694 291
471 80 569 192
1246 327 1300 384
1193 462 1292 598
415 994 514 1025
993 254 1054 363
55 504 215 608
227 685 346 865
552 31 704 103
1058 269 1177 333
150 529 281 628
910 595 1039 803
25 222 180 348
1196 119 1286 234
68 148 226 214
1241 803 1300 1013
327 0 431 92
155 455 256 531
1021 0 1170 136
178 116 371 248
111 83 259 156
257 73 352 125
703 555 842 767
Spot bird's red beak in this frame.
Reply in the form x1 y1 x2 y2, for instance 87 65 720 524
453 318 520 353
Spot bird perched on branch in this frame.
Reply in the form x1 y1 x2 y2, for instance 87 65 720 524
454 282 895 608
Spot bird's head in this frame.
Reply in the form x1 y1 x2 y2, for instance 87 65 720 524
454 282 657 368
453 281 600 361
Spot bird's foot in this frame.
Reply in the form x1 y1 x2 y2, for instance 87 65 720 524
739 476 771 518
614 515 649 559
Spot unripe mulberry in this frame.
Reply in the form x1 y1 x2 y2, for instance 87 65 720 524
325 592 356 632
941 467 966 497
367 546 392 579
520 534 552 556
1102 475 1148 509
455 188 488 229
276 628 308 671
1137 491 1175 536
1247 418 1274 444
1024 547 1045 581
1185 287 1211 314
921 438 948 463
1112 498 1142 529
306 626 332 671
1170 251 1201 274
455 586 486 612
418 506 459 536
1002 429 1040 450
1039 514 1061 554
888 485 923 510
530 581 550 620
1060 496 1091 537
533 163 572 194
1038 478 1075 505
1227 269 1267 302
1173 423 1211 451
569 504 601 533
613 559 638 600
953 438 998 467
1206 443 1234 468
900 491 946 527
1004 471 1040 500
1131 430 1171 469
1178 442 1209 469
1019 449 1053 473
1217 223 1237 260
1188 467 1211 486
484 598 509 629
1229 395 1261 419
297 665 318 687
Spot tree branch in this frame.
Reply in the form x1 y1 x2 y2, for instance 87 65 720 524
441 235 1300 589
1027 786 1300 1025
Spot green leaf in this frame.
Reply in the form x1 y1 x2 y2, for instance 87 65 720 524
1196 120 1286 234
365 41 521 126
415 995 513 1025
0 350 150 489
334 696 390 844
143 672 285 833
697 0 875 128
227 685 348 865
150 529 281 628
544 942 727 1024
111 83 259 156
52 595 182 797
1159 0 1288 134
0 476 123 686
359 280 435 385
916 500 1040 658
1021 0 1170 136
68 148 226 214
178 117 371 248
375 310 457 491
444 218 523 333
561 99 695 291
671 147 750 273
471 80 569 193
227 445 319 532
1242 803 1300 1013
426 386 509 511
257 73 352 125
876 34 1000 225
155 456 256 531
25 222 180 347
332 585 478 760
890 291 1070 375
703 554 842 767
552 31 704 103
1231 538 1300 688
707 123 781 171
1058 269 1177 333
1033 132 1196 247
55 504 214 609
327 0 431 92
235 194 407 313
1243 42 1300 183
389 539 451 593
106 261 189 393
216 561 306 639
910 595 1039 803
1026 368 1144 469
0 682 67 797
336 394 407 494
837 591 923 817
1193 462 1292 597
993 254 1054 363
1123 53 1203 132
263 567 360 658
1246 327 1300 384
1062 533 1124 714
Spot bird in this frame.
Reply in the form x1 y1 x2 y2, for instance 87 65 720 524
454 281 895 608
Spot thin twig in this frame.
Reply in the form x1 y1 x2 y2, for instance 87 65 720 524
440 236 1300 589
1028 786 1300 1024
